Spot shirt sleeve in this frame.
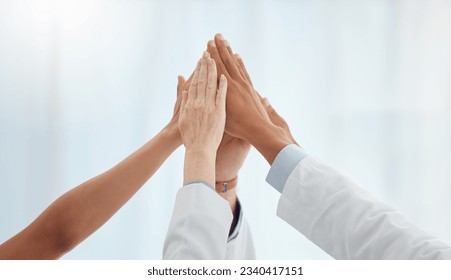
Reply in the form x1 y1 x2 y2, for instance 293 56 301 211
266 146 451 259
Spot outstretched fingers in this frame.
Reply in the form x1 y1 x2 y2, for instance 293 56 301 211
207 40 228 80
177 75 186 97
216 74 228 111
188 60 201 103
224 40 246 81
207 57 218 105
179 90 188 119
234 53 253 86
214 34 241 79
196 52 210 103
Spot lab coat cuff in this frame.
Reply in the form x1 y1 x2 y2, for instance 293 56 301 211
184 181 241 242
266 144 308 193
184 180 215 191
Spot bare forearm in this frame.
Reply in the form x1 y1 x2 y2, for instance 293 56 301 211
57 127 180 246
0 127 180 259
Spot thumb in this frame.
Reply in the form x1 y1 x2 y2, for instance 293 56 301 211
179 90 188 118
177 75 186 97
255 90 265 102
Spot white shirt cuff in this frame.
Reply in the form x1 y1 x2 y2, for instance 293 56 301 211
266 144 308 193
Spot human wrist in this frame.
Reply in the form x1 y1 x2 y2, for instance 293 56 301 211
185 145 217 157
161 123 182 148
248 123 293 165
215 170 238 183
183 148 216 187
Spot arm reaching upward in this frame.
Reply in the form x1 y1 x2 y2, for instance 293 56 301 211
0 76 187 260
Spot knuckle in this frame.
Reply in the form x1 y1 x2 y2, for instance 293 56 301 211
183 104 191 112
192 101 203 110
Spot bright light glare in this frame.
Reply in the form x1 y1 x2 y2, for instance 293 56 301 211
25 0 98 29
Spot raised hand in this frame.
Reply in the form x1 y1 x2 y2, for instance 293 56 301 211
163 75 188 146
208 34 294 164
0 59 191 260
228 49 299 146
207 34 271 141
178 52 228 187
260 97 298 146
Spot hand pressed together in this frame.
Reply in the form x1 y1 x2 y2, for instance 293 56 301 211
178 51 228 187
178 52 227 153
206 35 272 142
207 34 294 164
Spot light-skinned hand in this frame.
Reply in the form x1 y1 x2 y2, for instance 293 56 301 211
163 75 188 146
179 51 228 186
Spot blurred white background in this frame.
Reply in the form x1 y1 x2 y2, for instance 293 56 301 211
0 0 450 259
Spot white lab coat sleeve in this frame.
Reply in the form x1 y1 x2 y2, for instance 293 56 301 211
225 202 256 259
267 144 451 259
163 182 232 259
163 182 256 259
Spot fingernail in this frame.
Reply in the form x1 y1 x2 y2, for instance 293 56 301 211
203 51 210 58
235 53 241 59
220 74 226 81
225 40 230 47
217 33 224 40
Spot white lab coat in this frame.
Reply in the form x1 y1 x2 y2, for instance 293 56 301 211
163 146 451 259
276 155 451 259
163 183 255 259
